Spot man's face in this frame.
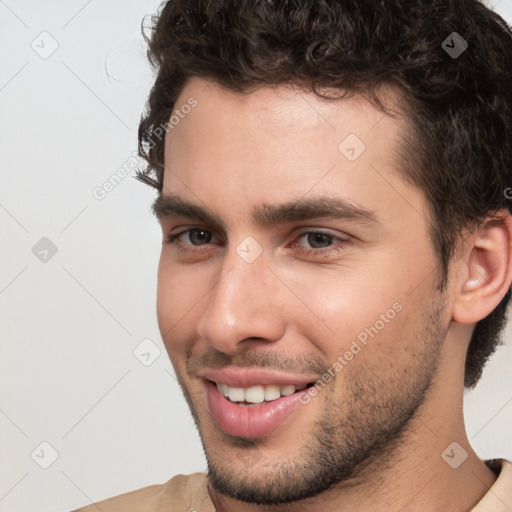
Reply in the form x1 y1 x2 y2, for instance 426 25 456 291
156 78 451 504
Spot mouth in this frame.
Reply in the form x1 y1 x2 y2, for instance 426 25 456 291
203 377 317 438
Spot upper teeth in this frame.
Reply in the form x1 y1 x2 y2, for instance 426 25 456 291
215 383 306 404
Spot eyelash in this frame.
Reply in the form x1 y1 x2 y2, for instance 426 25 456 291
165 228 350 257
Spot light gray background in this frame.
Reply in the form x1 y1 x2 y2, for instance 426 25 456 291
1 1 511 511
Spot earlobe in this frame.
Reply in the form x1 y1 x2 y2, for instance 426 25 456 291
452 210 512 325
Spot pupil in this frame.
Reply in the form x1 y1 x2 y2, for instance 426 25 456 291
308 232 332 248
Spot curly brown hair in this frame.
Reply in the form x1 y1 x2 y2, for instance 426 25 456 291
137 0 512 389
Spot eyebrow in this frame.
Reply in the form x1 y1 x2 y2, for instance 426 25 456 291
152 193 379 229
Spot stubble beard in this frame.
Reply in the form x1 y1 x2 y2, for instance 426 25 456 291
177 295 447 505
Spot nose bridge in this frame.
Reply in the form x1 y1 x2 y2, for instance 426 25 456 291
197 242 284 351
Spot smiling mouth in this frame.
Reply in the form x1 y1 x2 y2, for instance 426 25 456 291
209 380 316 406
203 378 317 437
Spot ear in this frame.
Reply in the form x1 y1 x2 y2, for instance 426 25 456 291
452 209 512 324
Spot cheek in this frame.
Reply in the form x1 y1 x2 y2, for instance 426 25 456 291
285 265 411 358
156 256 204 353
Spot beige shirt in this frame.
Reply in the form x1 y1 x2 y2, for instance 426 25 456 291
73 459 512 511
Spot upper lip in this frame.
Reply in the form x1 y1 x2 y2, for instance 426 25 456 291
198 367 318 388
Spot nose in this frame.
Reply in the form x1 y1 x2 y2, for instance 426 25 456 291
196 244 286 354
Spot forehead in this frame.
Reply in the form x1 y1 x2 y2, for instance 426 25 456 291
168 78 402 147
161 78 427 230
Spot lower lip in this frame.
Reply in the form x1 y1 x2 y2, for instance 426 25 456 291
205 380 311 438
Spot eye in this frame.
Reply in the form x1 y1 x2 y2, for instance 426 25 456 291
164 227 350 258
166 228 216 246
297 232 337 249
289 230 351 261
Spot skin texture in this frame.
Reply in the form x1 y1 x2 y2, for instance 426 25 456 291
155 77 512 511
